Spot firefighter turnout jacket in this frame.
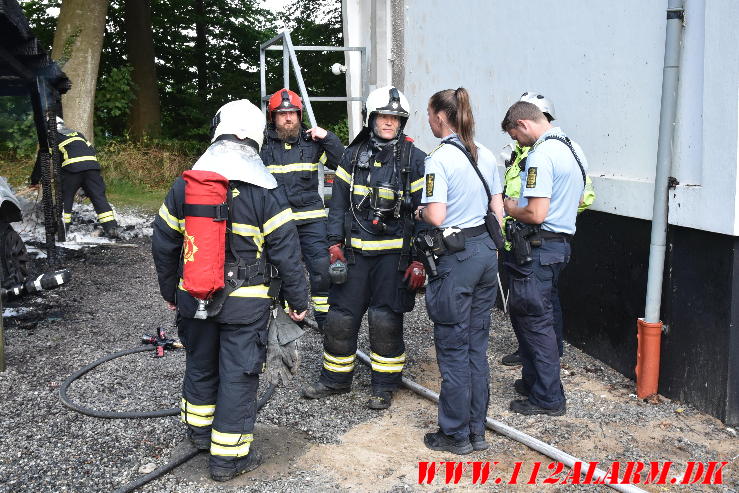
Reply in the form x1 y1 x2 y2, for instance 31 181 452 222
260 124 343 225
328 133 426 257
31 130 101 185
152 178 309 324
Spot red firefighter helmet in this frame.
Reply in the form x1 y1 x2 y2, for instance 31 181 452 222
267 88 303 121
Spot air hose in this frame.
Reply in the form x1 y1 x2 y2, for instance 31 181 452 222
59 342 277 492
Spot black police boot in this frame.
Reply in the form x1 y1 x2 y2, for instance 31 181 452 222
187 429 210 451
367 390 392 410
424 430 473 455
501 350 522 366
210 447 263 482
301 381 350 400
514 379 530 397
469 432 490 451
509 399 566 416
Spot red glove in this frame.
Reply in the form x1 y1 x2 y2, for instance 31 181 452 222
329 243 346 264
404 261 426 290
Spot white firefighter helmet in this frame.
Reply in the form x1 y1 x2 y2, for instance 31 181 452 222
210 99 265 148
519 92 556 121
363 86 410 128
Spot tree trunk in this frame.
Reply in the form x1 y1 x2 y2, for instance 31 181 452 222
125 0 161 139
194 0 208 105
51 0 109 142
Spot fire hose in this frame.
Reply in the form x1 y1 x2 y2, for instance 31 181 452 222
60 317 646 493
58 327 277 493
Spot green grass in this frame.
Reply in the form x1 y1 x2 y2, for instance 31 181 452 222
106 179 166 212
0 140 197 213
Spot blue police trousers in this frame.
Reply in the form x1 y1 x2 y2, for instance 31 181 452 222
425 234 498 441
505 239 569 409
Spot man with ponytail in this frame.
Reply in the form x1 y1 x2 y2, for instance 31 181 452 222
418 87 504 454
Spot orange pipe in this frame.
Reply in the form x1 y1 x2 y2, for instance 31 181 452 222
635 318 662 398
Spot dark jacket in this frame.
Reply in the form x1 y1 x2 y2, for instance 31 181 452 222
327 131 426 258
31 129 100 184
260 124 344 225
152 177 309 324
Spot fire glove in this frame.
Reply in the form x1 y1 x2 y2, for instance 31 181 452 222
403 261 426 290
265 307 305 387
328 243 346 264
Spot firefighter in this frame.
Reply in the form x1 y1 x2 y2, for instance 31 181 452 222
152 99 308 482
261 89 344 330
301 86 427 410
31 117 121 238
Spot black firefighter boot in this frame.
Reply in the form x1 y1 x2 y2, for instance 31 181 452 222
101 220 122 239
301 381 350 399
210 447 263 482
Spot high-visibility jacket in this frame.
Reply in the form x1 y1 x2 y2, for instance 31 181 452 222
152 178 309 324
327 133 426 256
260 124 344 226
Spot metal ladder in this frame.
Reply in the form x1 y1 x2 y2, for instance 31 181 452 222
259 30 368 198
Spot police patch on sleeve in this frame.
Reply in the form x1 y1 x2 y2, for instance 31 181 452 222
526 167 537 188
426 174 435 197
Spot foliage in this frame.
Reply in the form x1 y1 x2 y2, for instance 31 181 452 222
328 119 349 145
13 0 345 168
94 65 137 140
0 97 38 158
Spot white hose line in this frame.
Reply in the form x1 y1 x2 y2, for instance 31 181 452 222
356 350 646 493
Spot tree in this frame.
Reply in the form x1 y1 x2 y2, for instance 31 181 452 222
51 0 109 141
124 0 161 139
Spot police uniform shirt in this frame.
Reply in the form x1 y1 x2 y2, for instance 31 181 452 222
421 134 502 229
520 127 588 235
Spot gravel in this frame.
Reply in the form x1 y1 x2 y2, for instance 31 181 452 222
0 208 736 492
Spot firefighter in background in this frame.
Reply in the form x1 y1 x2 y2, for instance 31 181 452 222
499 92 595 368
152 99 308 482
261 89 344 330
301 86 427 410
31 116 121 238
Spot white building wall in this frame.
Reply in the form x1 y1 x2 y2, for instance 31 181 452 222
345 0 739 235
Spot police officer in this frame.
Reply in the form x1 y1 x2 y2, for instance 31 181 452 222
500 93 595 367
31 117 120 238
152 99 308 481
301 86 427 410
500 100 589 416
418 87 503 454
261 89 344 330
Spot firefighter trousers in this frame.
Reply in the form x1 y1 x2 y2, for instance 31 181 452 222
320 251 414 392
296 220 330 328
61 170 117 228
177 312 268 466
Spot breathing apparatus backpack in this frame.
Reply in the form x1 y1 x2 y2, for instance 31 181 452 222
181 170 229 317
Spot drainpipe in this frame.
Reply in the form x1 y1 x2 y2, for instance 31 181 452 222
637 0 685 399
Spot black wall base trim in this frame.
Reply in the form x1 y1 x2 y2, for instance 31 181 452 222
559 210 737 425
